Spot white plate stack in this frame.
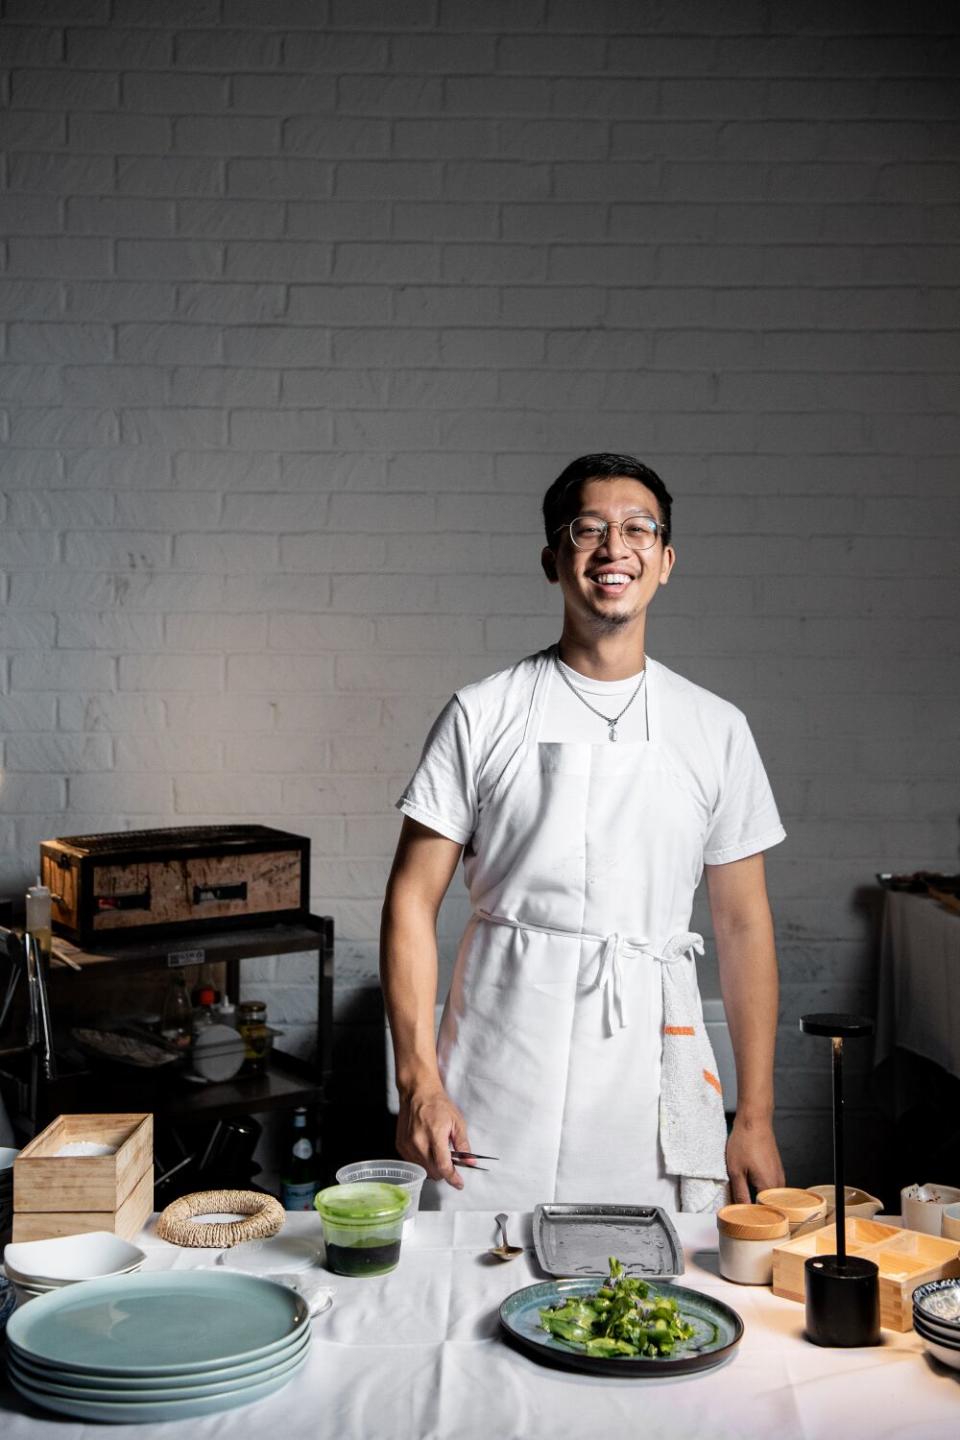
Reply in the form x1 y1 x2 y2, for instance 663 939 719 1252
913 1277 960 1370
3 1230 146 1304
4 1270 311 1422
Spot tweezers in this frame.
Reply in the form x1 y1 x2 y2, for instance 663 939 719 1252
450 1149 499 1171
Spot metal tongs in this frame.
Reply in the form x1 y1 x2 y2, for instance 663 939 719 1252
0 925 56 1082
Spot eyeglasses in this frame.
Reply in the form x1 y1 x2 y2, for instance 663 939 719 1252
556 514 663 552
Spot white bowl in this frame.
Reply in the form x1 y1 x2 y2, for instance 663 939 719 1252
914 1311 960 1347
918 1332 960 1371
3 1231 146 1285
0 1147 19 1172
913 1278 960 1328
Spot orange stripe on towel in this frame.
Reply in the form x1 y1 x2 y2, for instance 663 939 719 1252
663 1025 695 1036
703 1069 722 1094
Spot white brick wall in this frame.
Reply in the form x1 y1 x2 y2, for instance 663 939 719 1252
1 1 959 1182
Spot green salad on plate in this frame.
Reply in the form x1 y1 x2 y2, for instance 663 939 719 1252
538 1257 695 1358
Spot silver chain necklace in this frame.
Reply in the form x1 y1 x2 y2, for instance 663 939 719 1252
554 656 646 742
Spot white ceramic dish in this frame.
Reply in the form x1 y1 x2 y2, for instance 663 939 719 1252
902 1183 960 1236
913 1278 960 1327
915 1329 960 1371
4 1230 146 1285
217 1235 321 1276
941 1201 960 1242
0 1147 19 1171
6 1260 143 1289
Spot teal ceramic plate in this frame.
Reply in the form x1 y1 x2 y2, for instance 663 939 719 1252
8 1333 309 1403
8 1348 308 1422
6 1272 309 1375
9 1318 310 1392
500 1278 743 1378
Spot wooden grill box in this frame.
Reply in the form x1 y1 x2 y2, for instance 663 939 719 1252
13 1114 153 1242
41 825 310 945
772 1218 960 1331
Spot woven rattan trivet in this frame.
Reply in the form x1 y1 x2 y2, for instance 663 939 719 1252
156 1189 285 1248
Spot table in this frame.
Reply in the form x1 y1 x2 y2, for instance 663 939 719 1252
876 891 960 1087
2 1211 957 1440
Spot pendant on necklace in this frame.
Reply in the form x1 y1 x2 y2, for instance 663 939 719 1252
608 724 618 742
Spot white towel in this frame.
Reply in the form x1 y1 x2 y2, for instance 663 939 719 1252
655 933 730 1213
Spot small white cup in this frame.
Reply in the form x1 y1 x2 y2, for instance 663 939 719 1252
941 1202 960 1242
902 1183 960 1236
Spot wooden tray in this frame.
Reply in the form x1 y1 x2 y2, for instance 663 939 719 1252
14 1114 152 1214
772 1218 960 1331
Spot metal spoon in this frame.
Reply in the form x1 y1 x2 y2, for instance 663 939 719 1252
491 1211 523 1262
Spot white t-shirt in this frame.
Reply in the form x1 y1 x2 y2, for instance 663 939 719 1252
397 649 785 868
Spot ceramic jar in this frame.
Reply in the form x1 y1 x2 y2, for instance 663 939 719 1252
756 1187 828 1237
717 1203 789 1285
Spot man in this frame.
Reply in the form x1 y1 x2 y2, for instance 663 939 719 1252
381 453 785 1211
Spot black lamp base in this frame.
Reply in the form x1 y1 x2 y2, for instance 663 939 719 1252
804 1255 881 1347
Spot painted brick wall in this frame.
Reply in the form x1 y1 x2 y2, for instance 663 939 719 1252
1 1 959 1185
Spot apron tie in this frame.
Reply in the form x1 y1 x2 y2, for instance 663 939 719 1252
596 932 630 1035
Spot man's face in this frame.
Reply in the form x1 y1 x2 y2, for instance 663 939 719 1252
542 477 675 634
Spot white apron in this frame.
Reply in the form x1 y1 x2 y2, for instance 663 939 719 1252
424 649 729 1213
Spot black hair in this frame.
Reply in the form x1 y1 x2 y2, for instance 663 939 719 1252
542 452 673 547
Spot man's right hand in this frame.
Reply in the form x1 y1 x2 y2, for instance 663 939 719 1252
396 1085 471 1190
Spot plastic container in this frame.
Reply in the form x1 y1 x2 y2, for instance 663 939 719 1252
717 1203 789 1285
314 1182 410 1277
335 1160 427 1236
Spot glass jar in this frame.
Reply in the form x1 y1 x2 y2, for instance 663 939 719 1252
237 1000 272 1072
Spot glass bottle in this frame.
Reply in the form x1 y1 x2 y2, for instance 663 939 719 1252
160 973 193 1051
25 882 52 966
237 999 271 1072
280 1107 319 1210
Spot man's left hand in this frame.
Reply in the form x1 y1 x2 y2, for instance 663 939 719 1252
725 1115 785 1204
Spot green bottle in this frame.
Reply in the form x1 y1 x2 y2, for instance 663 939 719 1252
280 1108 318 1210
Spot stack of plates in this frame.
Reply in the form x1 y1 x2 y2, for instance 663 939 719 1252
0 1147 17 1236
5 1271 310 1421
4 1230 146 1302
913 1278 960 1371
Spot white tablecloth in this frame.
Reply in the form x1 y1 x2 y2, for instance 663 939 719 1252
875 891 960 1085
2 1210 957 1440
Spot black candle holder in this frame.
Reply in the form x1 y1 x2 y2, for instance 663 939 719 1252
799 1012 881 1348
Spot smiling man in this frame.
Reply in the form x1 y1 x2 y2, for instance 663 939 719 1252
381 453 786 1212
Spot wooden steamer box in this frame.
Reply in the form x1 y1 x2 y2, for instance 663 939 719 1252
772 1218 960 1331
41 825 310 945
13 1114 153 1242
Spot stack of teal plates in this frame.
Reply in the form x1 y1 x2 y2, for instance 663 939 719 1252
5 1270 311 1422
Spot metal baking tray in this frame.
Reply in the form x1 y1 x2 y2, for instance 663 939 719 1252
532 1204 684 1279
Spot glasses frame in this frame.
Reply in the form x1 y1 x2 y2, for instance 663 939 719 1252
554 514 664 552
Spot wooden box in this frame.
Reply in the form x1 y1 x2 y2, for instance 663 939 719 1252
13 1113 153 1242
41 824 310 944
772 1218 960 1331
